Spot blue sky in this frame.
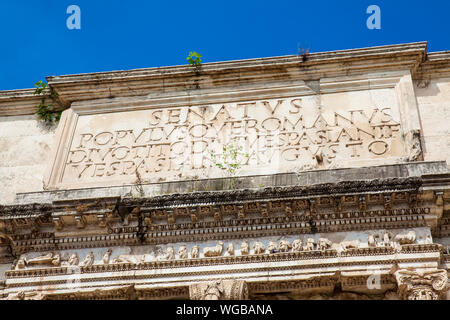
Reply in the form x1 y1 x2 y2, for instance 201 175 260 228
0 0 449 90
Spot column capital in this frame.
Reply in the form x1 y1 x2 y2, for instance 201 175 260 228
395 268 448 300
189 279 248 300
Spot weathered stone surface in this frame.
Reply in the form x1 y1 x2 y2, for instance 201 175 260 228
0 42 449 300
44 76 422 191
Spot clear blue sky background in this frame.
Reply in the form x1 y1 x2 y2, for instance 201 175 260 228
0 0 449 90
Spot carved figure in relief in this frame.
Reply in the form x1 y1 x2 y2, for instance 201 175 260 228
292 239 302 252
81 252 94 267
268 242 278 254
318 238 332 251
278 240 291 253
240 242 250 255
394 231 416 245
178 246 188 259
113 254 144 264
368 234 377 247
26 253 61 267
253 242 266 254
191 245 199 259
203 242 224 257
303 238 315 251
15 258 26 270
382 232 392 247
52 254 61 266
226 243 234 256
340 240 360 251
68 253 79 266
102 249 112 264
165 247 175 260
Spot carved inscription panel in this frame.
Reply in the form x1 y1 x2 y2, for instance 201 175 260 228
59 90 406 187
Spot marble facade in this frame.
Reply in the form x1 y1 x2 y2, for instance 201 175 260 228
0 42 449 300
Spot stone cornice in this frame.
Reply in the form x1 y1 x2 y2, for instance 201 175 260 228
414 50 450 80
0 88 50 117
3 43 450 117
0 42 429 117
46 42 427 105
48 42 427 83
0 174 441 254
119 177 423 208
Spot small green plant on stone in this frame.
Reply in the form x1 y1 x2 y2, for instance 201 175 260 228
187 51 202 66
209 140 249 189
33 80 62 124
297 46 310 62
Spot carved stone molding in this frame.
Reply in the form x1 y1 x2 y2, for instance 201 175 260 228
189 279 248 300
395 268 448 300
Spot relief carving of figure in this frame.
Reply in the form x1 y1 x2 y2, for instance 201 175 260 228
102 249 112 265
226 243 234 256
292 239 302 252
26 253 61 267
15 258 26 270
382 232 392 247
113 254 144 264
394 231 416 245
203 242 224 257
318 238 332 251
51 254 61 266
267 241 278 254
340 240 360 251
81 252 94 267
253 242 266 254
165 247 175 260
303 238 315 251
278 240 291 253
68 253 79 266
368 234 377 247
191 245 199 259
240 242 250 255
178 246 188 259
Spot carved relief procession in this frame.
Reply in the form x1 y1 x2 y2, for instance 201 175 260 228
12 229 428 271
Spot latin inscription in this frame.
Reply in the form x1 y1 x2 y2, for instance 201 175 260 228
64 97 403 182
